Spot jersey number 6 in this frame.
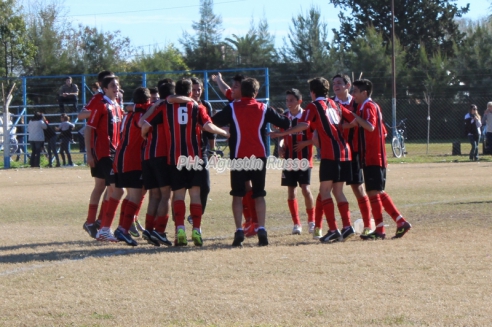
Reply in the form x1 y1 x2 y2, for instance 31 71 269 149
178 106 188 125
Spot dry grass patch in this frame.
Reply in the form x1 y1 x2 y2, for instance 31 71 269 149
1 162 491 326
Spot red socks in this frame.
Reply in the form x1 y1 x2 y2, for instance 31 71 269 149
190 203 203 229
306 207 315 224
337 201 351 228
145 213 155 231
97 200 108 223
118 199 129 227
101 197 120 229
121 201 138 232
154 215 169 233
380 193 407 226
86 204 98 224
322 198 337 231
173 200 186 227
369 194 385 234
288 199 301 225
357 196 371 229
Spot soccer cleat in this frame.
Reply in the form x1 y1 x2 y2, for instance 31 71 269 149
114 228 138 246
150 230 172 246
360 227 372 239
192 229 203 247
96 228 118 242
312 227 323 239
94 220 101 230
340 226 355 242
320 229 342 243
187 215 193 225
83 222 98 239
232 230 245 247
292 224 302 235
135 219 145 232
245 223 258 238
129 222 140 238
308 222 315 234
257 229 269 246
142 229 160 247
392 222 412 239
176 228 188 246
360 231 386 240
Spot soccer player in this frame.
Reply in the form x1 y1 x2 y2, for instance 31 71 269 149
82 70 115 239
332 74 373 236
211 72 259 237
212 78 291 247
139 80 176 247
112 87 151 246
271 77 356 243
147 78 228 247
280 88 315 235
85 76 124 242
350 79 412 240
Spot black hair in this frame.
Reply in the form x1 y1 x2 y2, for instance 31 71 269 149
308 77 330 98
332 74 351 85
97 70 114 84
133 87 151 104
175 78 192 96
101 76 118 89
241 78 260 98
233 74 245 83
158 82 176 99
286 88 302 101
157 78 174 89
190 77 203 87
352 79 373 97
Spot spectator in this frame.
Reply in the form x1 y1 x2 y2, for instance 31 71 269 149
481 102 492 154
465 104 482 161
42 114 61 167
27 112 47 167
58 76 79 113
57 113 75 166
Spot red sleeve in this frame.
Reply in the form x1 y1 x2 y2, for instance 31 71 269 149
225 89 233 102
196 103 212 126
300 103 318 129
84 93 101 111
87 103 104 128
364 102 378 129
146 104 163 124
341 106 356 124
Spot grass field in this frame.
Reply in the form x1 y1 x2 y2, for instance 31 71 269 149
0 162 491 326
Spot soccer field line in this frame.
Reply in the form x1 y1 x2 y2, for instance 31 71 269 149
0 197 486 277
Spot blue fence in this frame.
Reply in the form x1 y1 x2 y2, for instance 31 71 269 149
1 68 270 168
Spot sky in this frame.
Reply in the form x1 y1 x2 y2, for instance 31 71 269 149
59 0 488 57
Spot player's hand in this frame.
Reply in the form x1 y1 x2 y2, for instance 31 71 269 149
86 154 95 168
211 72 222 83
294 140 309 152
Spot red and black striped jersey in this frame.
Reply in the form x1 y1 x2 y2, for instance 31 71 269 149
213 97 291 159
142 102 168 161
114 103 150 173
357 99 387 168
87 95 123 161
163 101 211 165
282 109 313 167
300 97 354 162
333 95 360 153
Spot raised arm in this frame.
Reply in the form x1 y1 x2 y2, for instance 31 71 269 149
211 72 230 96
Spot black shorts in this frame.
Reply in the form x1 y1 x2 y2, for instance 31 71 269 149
363 166 386 192
281 168 312 187
115 170 143 189
319 159 352 183
230 158 267 198
346 152 364 185
142 157 170 190
90 157 115 186
169 164 206 191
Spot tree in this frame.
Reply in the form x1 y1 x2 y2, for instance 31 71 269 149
129 44 188 73
330 0 470 65
0 0 36 79
224 17 277 67
180 0 224 70
280 6 331 77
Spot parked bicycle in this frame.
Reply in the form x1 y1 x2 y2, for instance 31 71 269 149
386 118 408 158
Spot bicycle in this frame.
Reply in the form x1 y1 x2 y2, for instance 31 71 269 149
386 118 408 158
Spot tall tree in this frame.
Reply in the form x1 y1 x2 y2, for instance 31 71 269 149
280 6 331 77
330 0 470 65
180 0 224 70
0 0 36 79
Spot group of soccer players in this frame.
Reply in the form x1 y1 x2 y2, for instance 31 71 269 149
80 69 412 248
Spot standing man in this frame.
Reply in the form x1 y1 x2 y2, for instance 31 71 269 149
58 76 79 113
213 78 291 247
332 74 373 236
350 79 412 240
